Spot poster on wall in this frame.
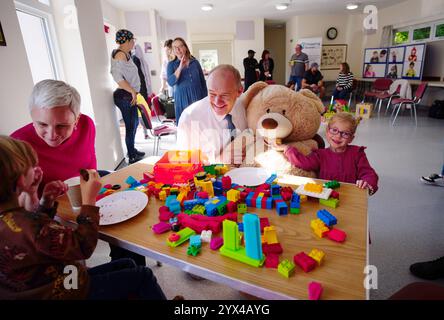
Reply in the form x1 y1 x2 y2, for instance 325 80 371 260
402 44 426 80
321 44 348 70
362 44 426 80
199 50 218 74
298 37 322 68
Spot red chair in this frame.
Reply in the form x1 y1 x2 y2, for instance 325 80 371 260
374 84 401 114
362 78 393 103
142 104 177 155
150 94 175 124
390 82 428 126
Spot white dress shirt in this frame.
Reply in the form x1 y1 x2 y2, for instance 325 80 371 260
176 96 247 162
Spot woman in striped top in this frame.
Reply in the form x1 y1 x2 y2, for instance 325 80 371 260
332 62 354 100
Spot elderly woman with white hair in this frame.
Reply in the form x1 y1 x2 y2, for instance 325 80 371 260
11 79 96 188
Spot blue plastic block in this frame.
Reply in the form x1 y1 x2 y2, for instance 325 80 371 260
273 195 283 202
205 203 218 216
189 235 202 248
271 184 281 195
238 222 244 232
245 192 254 207
290 201 300 209
266 197 273 209
243 214 263 260
183 199 198 210
256 196 263 208
214 187 223 196
169 217 178 224
214 180 223 189
317 209 337 227
217 196 227 203
168 200 181 214
291 193 300 203
276 201 288 216
125 176 138 186
166 195 177 206
265 174 278 185
98 187 108 195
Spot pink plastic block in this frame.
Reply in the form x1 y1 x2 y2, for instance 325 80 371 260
159 206 170 213
260 217 270 233
210 237 223 250
264 253 280 268
262 243 283 255
168 233 180 242
294 252 317 273
197 191 209 199
327 228 347 243
104 184 113 189
222 176 232 190
226 201 237 213
159 210 174 222
308 282 323 300
177 213 237 234
152 222 171 234
143 172 155 181
330 191 340 199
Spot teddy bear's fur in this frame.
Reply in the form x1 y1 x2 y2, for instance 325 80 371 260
232 81 325 177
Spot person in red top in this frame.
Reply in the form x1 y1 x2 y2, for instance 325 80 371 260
272 112 378 194
11 79 96 195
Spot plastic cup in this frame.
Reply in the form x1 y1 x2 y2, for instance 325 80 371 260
64 176 82 210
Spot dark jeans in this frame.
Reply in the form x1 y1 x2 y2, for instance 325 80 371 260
87 259 166 300
109 244 147 267
114 89 139 158
289 76 303 91
332 87 351 100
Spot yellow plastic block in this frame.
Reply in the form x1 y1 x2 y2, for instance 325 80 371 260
278 259 295 278
263 226 279 244
155 183 164 189
310 219 329 238
300 195 308 203
227 189 241 202
309 249 325 266
304 183 323 194
258 192 265 197
159 190 166 201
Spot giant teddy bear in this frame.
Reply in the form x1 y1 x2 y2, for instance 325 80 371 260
231 81 325 177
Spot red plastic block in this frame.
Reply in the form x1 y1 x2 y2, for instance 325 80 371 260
327 228 347 243
281 187 293 201
261 197 268 209
330 191 340 199
308 282 323 300
143 172 155 181
210 237 223 250
168 233 180 242
222 176 232 190
159 206 170 213
177 213 237 234
226 201 237 213
260 217 270 233
197 191 209 199
152 222 171 234
240 191 249 201
264 253 280 269
104 184 113 189
159 210 174 222
262 243 283 255
294 252 317 273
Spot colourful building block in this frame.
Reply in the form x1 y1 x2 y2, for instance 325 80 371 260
294 252 317 273
317 209 337 227
327 228 347 243
125 176 138 186
238 222 244 232
264 253 280 269
203 165 216 175
304 183 323 193
201 230 212 243
168 233 180 242
237 203 247 214
168 200 181 214
166 227 196 247
308 282 323 300
309 249 325 266
330 190 340 199
210 237 223 250
310 219 330 238
189 235 202 248
278 259 295 278
290 207 301 215
324 180 340 189
319 198 339 209
259 217 270 233
276 201 288 216
196 191 209 199
262 243 283 255
187 245 201 256
271 184 281 195
244 214 263 260
226 201 237 213
265 174 277 185
227 189 240 202
222 176 232 190
152 222 171 234
191 205 205 215
165 195 177 206
300 195 307 203
255 196 263 208
263 226 279 244
159 190 166 201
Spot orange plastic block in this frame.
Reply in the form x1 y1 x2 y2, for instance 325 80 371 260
304 183 323 194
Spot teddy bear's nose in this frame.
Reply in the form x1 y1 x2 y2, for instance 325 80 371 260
262 118 278 130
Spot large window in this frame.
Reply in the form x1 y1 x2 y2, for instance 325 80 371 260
393 20 444 45
16 9 59 83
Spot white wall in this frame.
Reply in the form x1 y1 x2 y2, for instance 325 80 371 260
0 0 35 135
101 0 124 28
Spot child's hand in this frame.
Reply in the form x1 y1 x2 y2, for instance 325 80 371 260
27 167 43 196
80 170 102 206
41 181 68 208
266 139 287 152
356 180 369 190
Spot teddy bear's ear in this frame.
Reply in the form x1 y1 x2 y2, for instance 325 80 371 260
243 81 268 108
298 89 325 114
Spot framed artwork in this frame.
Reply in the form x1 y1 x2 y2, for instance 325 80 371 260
321 44 347 70
144 42 152 53
364 47 388 64
0 21 6 46
402 44 426 80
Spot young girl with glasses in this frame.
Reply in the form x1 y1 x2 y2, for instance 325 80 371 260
272 113 378 194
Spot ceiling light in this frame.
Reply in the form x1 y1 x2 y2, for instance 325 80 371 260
275 3 289 11
201 4 213 11
346 3 359 10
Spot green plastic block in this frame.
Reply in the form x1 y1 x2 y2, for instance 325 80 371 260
290 208 301 215
278 259 295 278
203 165 216 175
237 203 247 214
319 198 339 209
187 245 201 256
166 227 196 247
219 246 265 267
184 210 193 215
324 180 340 189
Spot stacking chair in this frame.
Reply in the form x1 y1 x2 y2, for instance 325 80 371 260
143 103 177 155
150 94 176 124
361 78 393 103
374 84 401 114
390 82 428 126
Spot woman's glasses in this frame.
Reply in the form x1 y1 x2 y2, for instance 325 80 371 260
328 126 353 139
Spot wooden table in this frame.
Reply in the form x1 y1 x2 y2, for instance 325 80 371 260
57 163 369 300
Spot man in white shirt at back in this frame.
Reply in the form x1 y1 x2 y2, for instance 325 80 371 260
177 64 247 163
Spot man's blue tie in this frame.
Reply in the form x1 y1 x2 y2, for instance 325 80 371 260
224 114 236 141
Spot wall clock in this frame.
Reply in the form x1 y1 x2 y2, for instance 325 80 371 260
327 27 338 40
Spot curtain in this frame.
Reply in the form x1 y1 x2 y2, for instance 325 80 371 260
380 25 393 47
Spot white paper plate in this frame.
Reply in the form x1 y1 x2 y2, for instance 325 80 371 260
224 167 273 187
97 191 148 226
